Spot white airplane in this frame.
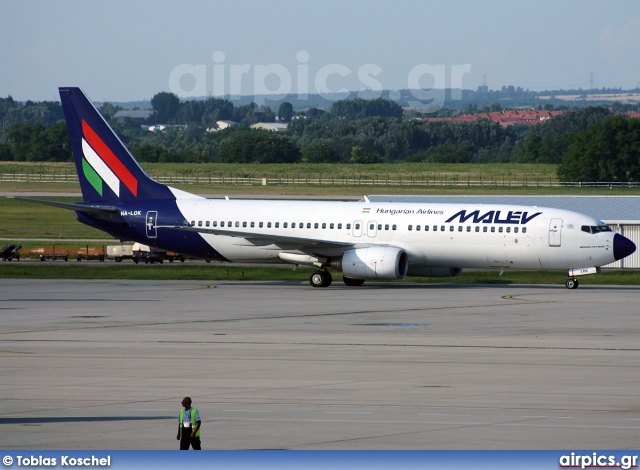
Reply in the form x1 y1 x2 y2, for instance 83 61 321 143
15 88 637 289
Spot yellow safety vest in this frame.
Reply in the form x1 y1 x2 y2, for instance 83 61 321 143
179 407 200 438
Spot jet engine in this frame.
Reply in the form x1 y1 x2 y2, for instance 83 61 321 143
330 246 409 280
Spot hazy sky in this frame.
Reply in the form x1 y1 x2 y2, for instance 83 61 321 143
2 0 639 102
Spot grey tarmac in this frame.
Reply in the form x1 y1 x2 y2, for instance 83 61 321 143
0 279 639 450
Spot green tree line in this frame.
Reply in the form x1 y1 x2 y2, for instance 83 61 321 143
2 92 640 182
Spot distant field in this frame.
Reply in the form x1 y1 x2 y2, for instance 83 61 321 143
4 161 640 196
0 197 110 240
0 161 558 180
1 161 560 189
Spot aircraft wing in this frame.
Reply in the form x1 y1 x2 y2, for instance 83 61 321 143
156 224 357 250
9 197 119 215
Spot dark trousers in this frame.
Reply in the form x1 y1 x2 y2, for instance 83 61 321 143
180 432 201 450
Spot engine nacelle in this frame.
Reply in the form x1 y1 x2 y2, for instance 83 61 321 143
331 246 409 280
407 267 462 277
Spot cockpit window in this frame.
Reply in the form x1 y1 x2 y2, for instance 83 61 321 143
581 225 613 234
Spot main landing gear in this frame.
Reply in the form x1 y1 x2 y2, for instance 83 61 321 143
309 270 366 288
565 277 579 289
309 270 332 287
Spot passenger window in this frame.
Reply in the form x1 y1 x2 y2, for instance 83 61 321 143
213 221 217 227
205 221 210 227
347 223 351 229
475 226 479 232
283 222 288 228
250 222 255 228
522 227 527 234
514 227 518 233
369 224 374 230
338 223 342 229
300 222 304 228
330 223 334 229
235 221 239 227
259 222 263 228
191 220 195 226
483 226 487 232
491 226 495 233
506 227 511 233
499 227 503 233
385 224 389 230
425 225 429 231
392 225 397 230
408 225 413 231
377 224 382 230
198 221 202 227
355 223 360 229
416 225 421 231
322 223 326 229
458 226 462 232
307 223 312 229
243 222 247 228
267 222 272 228
291 223 295 228
228 221 232 227
433 226 437 232
314 223 319 229
220 221 224 227
440 226 445 231
450 226 454 232
275 222 279 228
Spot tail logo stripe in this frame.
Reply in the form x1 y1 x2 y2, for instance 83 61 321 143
81 157 103 196
82 119 138 197
82 138 120 197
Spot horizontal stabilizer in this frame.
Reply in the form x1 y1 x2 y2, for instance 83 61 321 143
9 197 118 215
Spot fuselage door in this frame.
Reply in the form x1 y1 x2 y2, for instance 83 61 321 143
146 211 158 238
352 220 362 237
549 218 562 247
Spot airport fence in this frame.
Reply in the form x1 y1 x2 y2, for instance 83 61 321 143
2 172 640 188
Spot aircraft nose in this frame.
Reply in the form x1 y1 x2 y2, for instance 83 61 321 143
613 233 636 261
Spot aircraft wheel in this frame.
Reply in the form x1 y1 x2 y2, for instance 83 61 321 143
343 276 365 286
310 270 332 288
565 278 579 289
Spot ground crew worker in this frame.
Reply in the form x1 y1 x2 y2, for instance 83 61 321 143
177 397 201 450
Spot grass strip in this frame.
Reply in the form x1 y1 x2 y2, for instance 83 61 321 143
1 263 638 286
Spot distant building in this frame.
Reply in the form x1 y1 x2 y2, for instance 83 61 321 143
216 120 238 130
423 109 565 128
146 124 187 133
114 110 152 124
250 122 288 132
206 120 239 133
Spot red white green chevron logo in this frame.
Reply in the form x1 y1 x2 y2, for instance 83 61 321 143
81 119 138 197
